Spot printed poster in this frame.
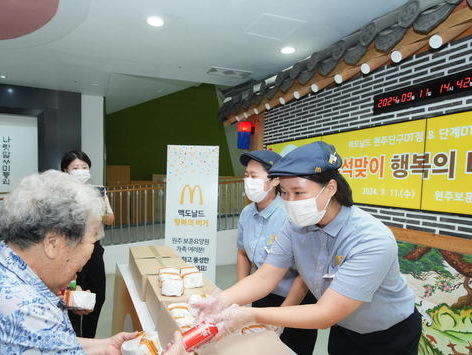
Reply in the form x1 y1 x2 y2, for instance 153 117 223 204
165 145 219 281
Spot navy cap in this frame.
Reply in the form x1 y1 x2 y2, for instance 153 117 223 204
268 141 342 177
240 149 281 169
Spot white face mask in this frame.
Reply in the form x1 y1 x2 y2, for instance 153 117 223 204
244 177 269 203
283 186 330 227
69 169 91 184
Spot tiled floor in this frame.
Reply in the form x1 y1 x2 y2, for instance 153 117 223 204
96 265 329 354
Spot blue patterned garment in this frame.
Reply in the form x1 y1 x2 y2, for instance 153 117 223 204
0 241 85 354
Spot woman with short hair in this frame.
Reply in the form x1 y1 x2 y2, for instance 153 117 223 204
237 150 317 355
0 170 189 355
61 150 113 338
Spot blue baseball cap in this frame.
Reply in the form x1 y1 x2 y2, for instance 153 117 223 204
240 149 282 169
268 141 342 177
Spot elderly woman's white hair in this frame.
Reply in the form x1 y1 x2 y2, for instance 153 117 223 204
0 170 104 249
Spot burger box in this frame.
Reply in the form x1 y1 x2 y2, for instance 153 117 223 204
129 245 183 301
130 258 162 300
144 276 291 354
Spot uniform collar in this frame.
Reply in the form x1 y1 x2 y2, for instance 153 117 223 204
308 205 351 237
0 241 64 309
252 195 283 219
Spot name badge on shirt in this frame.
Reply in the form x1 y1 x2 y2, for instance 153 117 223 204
264 234 278 254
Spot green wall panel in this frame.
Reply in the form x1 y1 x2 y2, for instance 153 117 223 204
106 84 234 180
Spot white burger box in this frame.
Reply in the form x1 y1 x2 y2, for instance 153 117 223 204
129 246 181 300
144 274 291 355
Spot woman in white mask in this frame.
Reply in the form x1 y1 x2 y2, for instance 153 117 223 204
60 150 114 339
237 150 317 355
197 142 421 355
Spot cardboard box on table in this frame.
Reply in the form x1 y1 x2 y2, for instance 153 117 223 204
129 245 179 261
130 258 161 300
129 245 181 300
145 273 291 354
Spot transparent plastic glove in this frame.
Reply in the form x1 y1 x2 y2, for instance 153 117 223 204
191 291 230 323
213 304 256 337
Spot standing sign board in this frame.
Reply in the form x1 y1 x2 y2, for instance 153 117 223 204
165 145 219 281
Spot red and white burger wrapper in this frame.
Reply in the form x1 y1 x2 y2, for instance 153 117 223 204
161 278 184 297
181 322 219 351
121 331 162 355
64 290 96 310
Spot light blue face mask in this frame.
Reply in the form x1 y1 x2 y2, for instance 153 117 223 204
69 169 91 184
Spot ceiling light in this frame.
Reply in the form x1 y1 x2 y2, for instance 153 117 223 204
147 16 164 27
281 46 295 55
0 74 6 79
7 88 14 93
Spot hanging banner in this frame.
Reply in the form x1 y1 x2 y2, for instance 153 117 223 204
165 145 219 281
323 119 426 209
0 114 38 193
267 111 472 215
422 111 472 214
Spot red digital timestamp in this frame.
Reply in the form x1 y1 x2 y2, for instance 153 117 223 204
376 88 434 108
373 69 472 115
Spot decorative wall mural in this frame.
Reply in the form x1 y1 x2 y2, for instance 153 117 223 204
398 241 472 355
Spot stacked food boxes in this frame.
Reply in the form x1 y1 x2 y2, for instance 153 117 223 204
128 245 292 355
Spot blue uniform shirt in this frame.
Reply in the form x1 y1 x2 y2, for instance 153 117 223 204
237 196 297 297
265 205 415 333
0 242 85 354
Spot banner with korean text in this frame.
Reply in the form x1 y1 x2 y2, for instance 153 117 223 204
267 111 472 215
165 145 219 281
0 114 38 193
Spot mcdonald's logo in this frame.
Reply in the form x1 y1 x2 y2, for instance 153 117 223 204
179 184 204 205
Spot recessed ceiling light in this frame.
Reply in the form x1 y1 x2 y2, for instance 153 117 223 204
147 16 164 27
0 74 6 79
281 46 295 54
7 88 14 93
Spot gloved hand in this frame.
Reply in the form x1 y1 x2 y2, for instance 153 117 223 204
213 304 256 337
190 291 231 323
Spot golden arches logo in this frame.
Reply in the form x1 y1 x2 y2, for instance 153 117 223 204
179 184 204 205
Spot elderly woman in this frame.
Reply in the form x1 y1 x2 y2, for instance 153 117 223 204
0 170 189 355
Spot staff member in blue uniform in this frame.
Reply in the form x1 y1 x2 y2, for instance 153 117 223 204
237 150 317 355
198 142 421 355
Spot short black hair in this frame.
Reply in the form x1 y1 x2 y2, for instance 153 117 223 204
304 170 353 207
61 151 92 172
